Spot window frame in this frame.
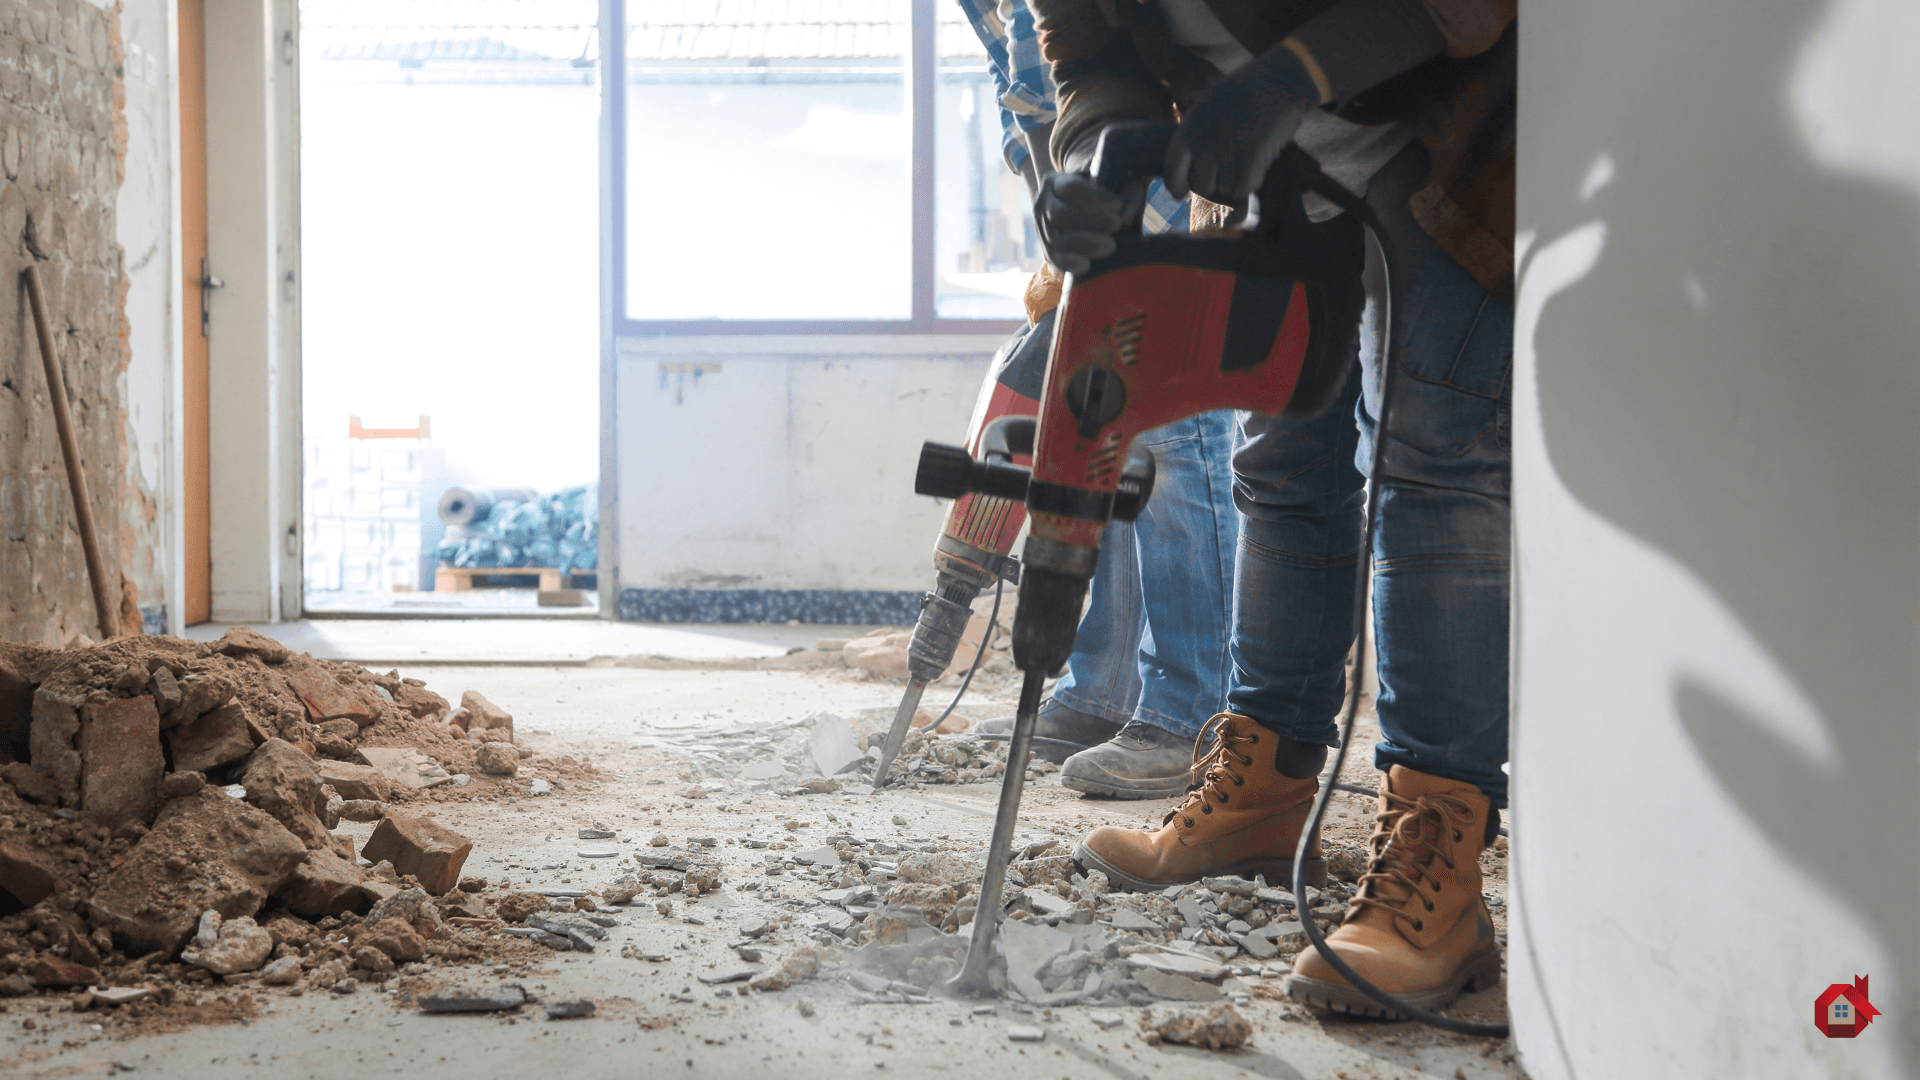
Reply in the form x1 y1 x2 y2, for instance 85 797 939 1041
605 0 1025 336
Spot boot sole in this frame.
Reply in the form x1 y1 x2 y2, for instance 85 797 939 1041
1057 770 1190 800
1282 945 1503 1020
1072 841 1327 894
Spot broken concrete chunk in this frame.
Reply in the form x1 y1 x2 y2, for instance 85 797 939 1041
28 687 84 807
358 811 473 895
791 845 840 866
288 669 374 728
419 984 528 1013
78 695 166 825
1126 952 1230 981
275 848 376 917
493 892 552 924
896 851 982 886
167 702 257 776
336 798 384 823
0 845 60 908
162 771 207 800
459 691 513 739
90 788 308 952
149 666 183 713
317 760 391 803
86 986 155 1007
1104 908 1161 932
697 967 760 985
474 742 519 776
167 671 237 728
242 738 332 849
1140 1002 1251 1049
545 999 595 1020
359 917 427 962
181 916 274 975
260 956 304 985
1090 1011 1125 1029
1007 1025 1047 1043
1136 969 1224 1002
808 714 865 777
0 761 60 805
212 626 291 664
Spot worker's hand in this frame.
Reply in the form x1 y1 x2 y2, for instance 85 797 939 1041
1166 44 1324 204
1033 171 1135 276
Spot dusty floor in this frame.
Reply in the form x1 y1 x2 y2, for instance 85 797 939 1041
1 626 1523 1080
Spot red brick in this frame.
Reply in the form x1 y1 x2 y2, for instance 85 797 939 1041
166 701 255 774
288 669 374 728
28 957 98 987
459 691 512 738
360 812 471 895
78 696 164 824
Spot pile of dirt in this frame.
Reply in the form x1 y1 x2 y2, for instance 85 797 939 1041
0 628 564 1029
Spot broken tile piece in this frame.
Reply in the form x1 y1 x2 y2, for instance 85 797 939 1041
578 827 615 840
1127 951 1229 981
696 967 761 985
358 747 454 790
418 985 528 1013
288 670 374 727
1007 1026 1047 1043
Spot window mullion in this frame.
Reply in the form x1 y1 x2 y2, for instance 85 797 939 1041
909 0 937 327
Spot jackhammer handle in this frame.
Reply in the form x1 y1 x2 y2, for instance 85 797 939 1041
1089 120 1178 194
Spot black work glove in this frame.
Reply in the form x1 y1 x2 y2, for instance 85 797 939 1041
1165 45 1323 204
1032 170 1142 276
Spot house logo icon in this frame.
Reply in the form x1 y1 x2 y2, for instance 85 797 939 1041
1814 975 1880 1038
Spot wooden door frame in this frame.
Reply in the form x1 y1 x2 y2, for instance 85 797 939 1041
175 0 210 627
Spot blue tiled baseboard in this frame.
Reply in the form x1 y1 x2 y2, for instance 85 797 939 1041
618 588 922 625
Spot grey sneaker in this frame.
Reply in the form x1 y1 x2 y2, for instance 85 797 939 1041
1059 720 1195 799
975 698 1124 764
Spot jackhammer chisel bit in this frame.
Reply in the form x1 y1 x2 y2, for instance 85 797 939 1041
944 668 1046 997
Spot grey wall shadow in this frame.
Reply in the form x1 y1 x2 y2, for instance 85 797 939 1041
1526 0 1918 1069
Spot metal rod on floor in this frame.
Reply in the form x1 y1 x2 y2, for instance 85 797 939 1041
944 667 1045 997
24 263 118 639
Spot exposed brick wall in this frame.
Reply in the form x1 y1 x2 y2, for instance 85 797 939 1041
0 0 133 644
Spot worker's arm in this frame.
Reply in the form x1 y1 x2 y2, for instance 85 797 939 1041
1167 0 1516 202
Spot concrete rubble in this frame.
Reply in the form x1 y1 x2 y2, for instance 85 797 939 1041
0 629 565 1022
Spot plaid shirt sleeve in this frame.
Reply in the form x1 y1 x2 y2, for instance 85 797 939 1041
954 0 1188 234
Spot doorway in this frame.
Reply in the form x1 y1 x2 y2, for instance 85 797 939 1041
295 1 602 617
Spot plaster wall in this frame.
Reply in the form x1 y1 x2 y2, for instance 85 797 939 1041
1510 1 1918 1075
613 334 999 621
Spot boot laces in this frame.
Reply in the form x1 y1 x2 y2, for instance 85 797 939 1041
1162 714 1257 830
1349 789 1476 934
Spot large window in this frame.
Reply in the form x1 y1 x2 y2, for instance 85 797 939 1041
613 0 1030 333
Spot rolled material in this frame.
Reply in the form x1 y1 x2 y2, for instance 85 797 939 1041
437 486 537 526
23 264 118 639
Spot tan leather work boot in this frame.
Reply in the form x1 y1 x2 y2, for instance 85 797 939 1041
1286 765 1502 1018
1072 713 1327 892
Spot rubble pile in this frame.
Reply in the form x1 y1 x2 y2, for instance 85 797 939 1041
0 629 552 1021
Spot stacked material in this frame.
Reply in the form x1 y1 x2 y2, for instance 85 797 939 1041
433 484 598 574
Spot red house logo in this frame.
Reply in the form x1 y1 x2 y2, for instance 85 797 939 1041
1814 975 1880 1038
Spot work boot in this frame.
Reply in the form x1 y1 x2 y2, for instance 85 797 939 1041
1072 713 1328 892
1059 720 1195 799
1285 765 1502 1018
974 698 1123 765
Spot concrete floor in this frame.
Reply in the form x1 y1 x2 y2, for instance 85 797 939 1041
2 622 1524 1079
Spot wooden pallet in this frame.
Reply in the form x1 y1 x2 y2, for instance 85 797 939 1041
434 566 587 592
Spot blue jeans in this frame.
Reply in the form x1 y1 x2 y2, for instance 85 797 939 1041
1050 411 1240 740
1226 143 1512 806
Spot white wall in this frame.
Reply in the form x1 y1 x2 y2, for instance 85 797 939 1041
1511 1 1917 1076
614 335 998 597
114 0 179 633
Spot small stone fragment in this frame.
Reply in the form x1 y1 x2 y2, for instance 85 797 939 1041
529 779 552 796
1140 1002 1252 1050
181 916 274 975
419 984 528 1013
578 827 615 840
1007 1026 1047 1043
474 742 519 776
1090 1011 1124 1029
546 999 595 1020
260 956 303 985
318 760 391 802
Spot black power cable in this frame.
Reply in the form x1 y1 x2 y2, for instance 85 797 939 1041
1290 196 1511 1039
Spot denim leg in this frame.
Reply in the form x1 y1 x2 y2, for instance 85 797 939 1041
1130 412 1242 739
1225 375 1369 745
1049 517 1144 724
1227 141 1511 807
1357 146 1513 807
